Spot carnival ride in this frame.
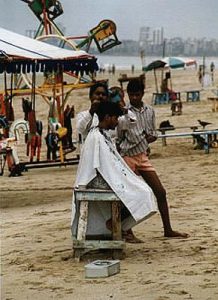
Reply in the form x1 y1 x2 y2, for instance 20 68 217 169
0 0 121 172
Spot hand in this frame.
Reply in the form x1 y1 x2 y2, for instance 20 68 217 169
89 99 100 115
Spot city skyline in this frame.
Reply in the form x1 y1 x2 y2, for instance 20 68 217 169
0 0 217 41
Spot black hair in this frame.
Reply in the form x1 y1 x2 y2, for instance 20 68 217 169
127 79 145 93
89 82 109 99
96 101 123 122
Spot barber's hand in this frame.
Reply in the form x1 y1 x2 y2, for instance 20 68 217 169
89 100 100 115
146 134 157 143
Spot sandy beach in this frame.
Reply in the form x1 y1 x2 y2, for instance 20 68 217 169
1 68 218 300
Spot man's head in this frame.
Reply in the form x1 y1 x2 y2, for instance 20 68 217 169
89 82 109 103
96 102 123 130
127 79 144 108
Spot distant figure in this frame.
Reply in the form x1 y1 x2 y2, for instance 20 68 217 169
160 72 175 97
131 64 135 74
198 65 203 84
112 64 116 75
210 62 215 83
161 72 182 115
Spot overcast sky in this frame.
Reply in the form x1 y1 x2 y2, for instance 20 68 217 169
0 0 217 40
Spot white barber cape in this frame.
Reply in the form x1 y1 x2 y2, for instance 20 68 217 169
72 127 157 235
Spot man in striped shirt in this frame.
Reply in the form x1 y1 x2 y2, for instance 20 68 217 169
117 79 189 239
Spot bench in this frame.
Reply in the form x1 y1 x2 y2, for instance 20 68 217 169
152 92 181 105
158 129 218 154
72 187 125 261
186 90 200 102
208 97 218 112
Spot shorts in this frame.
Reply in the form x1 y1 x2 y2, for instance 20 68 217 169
123 152 155 175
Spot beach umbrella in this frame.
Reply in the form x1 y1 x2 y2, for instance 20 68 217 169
143 60 167 92
150 57 197 91
161 57 197 90
143 60 167 72
163 57 197 69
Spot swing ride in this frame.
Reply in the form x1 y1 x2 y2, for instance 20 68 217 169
0 0 121 174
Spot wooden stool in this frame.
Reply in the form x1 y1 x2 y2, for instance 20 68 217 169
72 187 125 261
186 90 200 102
208 97 218 112
152 92 170 105
171 100 182 116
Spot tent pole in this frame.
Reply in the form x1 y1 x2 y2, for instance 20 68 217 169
154 69 158 93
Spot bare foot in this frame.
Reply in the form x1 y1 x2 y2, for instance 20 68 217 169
164 230 189 239
122 230 144 243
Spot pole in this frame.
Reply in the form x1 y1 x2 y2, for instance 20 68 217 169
154 69 159 93
202 55 205 88
161 39 166 88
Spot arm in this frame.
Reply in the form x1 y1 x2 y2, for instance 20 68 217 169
116 110 136 148
145 108 158 143
118 109 136 131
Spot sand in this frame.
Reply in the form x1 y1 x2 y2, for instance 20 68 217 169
1 68 218 300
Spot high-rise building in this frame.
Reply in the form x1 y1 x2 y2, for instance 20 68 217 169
139 26 152 43
139 26 164 45
139 26 164 55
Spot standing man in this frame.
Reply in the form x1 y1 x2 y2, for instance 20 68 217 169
76 82 109 141
210 62 215 83
117 79 189 239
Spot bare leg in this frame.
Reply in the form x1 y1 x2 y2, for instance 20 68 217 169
106 219 143 243
139 170 189 238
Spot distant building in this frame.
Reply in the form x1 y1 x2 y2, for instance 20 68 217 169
139 26 164 55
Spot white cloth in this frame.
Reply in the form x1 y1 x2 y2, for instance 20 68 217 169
76 110 98 141
72 127 157 235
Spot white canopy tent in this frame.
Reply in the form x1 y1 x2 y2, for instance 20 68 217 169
0 27 98 74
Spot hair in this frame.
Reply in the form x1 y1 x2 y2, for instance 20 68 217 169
89 82 109 99
127 79 145 93
96 101 123 122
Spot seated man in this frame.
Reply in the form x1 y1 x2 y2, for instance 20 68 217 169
161 74 182 115
72 102 157 242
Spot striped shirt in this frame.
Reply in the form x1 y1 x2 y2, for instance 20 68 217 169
117 103 157 157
